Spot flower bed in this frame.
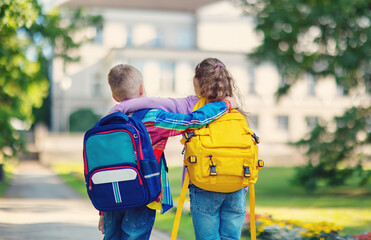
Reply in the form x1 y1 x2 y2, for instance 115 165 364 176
244 214 370 240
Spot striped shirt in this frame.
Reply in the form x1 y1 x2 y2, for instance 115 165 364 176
110 100 230 161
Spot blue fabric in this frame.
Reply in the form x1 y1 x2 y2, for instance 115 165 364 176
189 185 246 240
103 206 155 240
90 166 148 210
97 112 129 126
160 154 173 213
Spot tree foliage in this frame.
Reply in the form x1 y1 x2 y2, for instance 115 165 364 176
239 0 371 189
0 0 102 160
240 0 370 96
294 107 371 190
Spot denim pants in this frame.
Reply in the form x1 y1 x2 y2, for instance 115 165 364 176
103 206 156 240
189 185 246 240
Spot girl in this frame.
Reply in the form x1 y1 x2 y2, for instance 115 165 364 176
112 58 247 240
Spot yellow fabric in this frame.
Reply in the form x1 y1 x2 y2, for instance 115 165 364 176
181 97 260 192
146 201 162 210
170 171 190 240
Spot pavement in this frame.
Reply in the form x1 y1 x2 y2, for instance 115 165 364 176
0 160 171 240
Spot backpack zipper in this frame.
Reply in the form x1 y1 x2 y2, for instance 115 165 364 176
127 124 144 160
84 128 142 174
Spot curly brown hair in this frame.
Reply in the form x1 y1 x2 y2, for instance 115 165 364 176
194 58 238 102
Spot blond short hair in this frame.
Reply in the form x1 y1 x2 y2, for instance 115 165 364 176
108 64 143 100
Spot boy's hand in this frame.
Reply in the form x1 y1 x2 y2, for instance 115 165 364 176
98 215 104 234
225 97 238 109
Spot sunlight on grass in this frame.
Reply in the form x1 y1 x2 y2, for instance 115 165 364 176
52 163 84 175
256 207 371 234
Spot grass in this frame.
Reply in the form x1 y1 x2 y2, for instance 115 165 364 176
253 167 371 235
52 163 371 239
52 163 89 199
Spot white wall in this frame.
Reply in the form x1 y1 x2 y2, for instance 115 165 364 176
197 1 261 52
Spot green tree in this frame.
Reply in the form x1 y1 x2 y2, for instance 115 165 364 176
240 0 371 190
0 0 102 160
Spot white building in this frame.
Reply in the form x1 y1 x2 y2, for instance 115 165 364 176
52 0 368 165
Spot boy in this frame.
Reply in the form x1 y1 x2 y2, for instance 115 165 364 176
98 64 234 240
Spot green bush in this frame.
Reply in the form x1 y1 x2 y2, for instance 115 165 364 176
69 109 100 132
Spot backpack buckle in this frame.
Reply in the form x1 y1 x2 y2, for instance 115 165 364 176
209 155 217 176
187 155 197 163
184 131 196 140
252 133 260 144
257 159 264 170
210 165 217 176
244 166 251 178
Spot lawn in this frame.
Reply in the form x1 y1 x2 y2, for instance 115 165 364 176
52 163 89 198
52 164 371 240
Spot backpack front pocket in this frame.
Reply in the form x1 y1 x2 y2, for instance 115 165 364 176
88 166 148 211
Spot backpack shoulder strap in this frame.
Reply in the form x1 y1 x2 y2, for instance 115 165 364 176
131 108 151 121
170 170 190 240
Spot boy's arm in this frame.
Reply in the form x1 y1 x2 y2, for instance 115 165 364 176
110 96 199 114
98 215 104 234
145 100 231 136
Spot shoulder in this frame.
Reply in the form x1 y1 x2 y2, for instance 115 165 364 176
186 95 200 104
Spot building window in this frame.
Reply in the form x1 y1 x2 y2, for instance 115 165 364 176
132 24 157 47
126 26 133 47
307 74 316 96
152 28 165 48
175 27 194 49
248 66 256 94
92 73 102 97
277 115 289 130
160 61 175 92
127 59 144 72
94 26 103 45
249 115 259 130
306 116 318 130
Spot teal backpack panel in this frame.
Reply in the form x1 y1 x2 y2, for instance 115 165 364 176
85 131 137 172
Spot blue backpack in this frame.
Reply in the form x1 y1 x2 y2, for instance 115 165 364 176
83 110 161 211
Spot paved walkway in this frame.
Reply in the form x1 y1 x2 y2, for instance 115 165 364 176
0 160 170 240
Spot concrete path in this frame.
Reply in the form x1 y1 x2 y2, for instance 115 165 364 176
0 160 170 240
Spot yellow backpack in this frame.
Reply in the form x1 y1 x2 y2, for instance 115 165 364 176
171 97 263 240
181 97 262 192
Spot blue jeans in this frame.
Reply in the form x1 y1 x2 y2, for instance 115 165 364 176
189 185 246 240
103 206 156 240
